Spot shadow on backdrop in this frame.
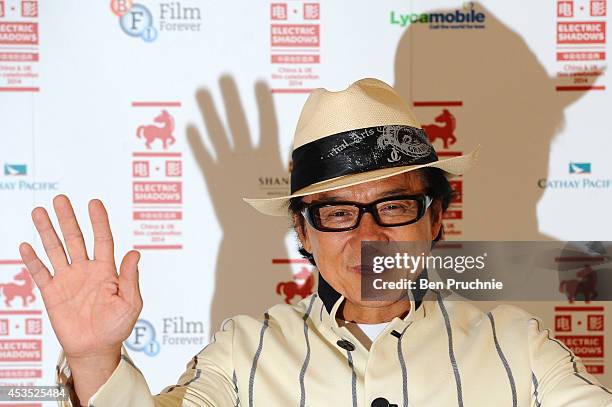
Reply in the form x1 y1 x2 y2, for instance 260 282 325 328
394 2 599 240
188 3 604 336
187 76 292 337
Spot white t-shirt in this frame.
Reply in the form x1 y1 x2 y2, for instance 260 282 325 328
356 322 389 342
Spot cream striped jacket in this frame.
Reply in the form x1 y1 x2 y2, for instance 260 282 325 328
56 288 612 406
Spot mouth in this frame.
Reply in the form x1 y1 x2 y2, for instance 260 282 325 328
348 265 377 275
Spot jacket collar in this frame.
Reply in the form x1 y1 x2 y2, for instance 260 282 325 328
315 268 432 332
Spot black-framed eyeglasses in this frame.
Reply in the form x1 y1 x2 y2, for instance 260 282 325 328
300 194 434 232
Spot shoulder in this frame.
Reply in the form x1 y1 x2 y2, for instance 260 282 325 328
432 289 539 332
486 303 544 336
216 293 321 335
428 289 490 327
484 304 544 346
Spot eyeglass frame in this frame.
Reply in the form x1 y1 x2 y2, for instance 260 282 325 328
300 193 434 232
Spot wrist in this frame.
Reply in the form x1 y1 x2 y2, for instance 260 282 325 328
67 349 121 405
67 347 121 382
66 344 122 364
67 349 121 374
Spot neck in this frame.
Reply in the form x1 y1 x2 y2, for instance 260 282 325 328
317 267 430 320
339 298 410 324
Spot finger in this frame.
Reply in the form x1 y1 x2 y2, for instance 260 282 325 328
186 125 215 175
31 206 69 271
88 199 115 262
118 250 142 308
53 195 89 263
195 88 231 159
255 81 281 160
219 75 253 153
19 242 53 290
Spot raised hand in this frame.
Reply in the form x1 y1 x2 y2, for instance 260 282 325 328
19 195 143 360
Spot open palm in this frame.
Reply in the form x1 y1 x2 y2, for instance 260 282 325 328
19 195 142 359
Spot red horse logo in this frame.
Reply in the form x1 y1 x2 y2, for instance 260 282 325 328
422 109 457 149
136 110 176 149
0 268 36 307
276 267 315 304
559 265 598 303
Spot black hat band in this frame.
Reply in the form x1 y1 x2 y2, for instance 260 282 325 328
290 124 438 194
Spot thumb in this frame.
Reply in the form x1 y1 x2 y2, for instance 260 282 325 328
118 250 142 308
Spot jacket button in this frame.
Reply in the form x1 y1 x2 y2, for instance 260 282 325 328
336 339 355 351
371 397 393 407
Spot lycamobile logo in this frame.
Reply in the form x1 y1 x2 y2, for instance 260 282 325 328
390 4 485 28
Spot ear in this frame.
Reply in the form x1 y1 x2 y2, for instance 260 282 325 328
429 199 443 241
293 212 312 253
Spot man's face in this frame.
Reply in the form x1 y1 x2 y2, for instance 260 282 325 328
296 170 442 309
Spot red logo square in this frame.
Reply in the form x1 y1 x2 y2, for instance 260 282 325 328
558 0 574 17
556 315 572 332
270 3 287 20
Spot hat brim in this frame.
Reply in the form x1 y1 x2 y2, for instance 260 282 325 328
243 144 481 217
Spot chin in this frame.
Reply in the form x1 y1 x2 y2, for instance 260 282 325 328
356 298 400 308
346 287 408 307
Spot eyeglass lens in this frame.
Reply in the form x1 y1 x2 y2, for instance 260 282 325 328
314 198 421 229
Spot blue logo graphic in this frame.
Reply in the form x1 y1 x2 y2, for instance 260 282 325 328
4 164 27 176
569 162 591 174
125 319 161 356
119 3 158 42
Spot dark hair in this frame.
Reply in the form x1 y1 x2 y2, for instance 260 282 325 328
288 167 456 266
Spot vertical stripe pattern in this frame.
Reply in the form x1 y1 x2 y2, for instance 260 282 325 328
346 348 358 407
299 294 318 407
487 312 517 407
397 324 411 407
249 312 270 407
162 354 200 393
160 318 235 395
233 370 240 406
436 291 464 407
531 372 541 407
574 373 612 394
530 317 612 395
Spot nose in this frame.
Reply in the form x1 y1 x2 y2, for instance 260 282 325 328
353 212 389 242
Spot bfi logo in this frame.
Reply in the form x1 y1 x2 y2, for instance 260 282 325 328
111 0 202 42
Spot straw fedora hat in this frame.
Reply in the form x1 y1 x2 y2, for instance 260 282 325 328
243 78 481 216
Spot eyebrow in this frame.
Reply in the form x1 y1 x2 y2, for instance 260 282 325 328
308 187 425 204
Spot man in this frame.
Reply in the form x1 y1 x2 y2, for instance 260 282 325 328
20 78 612 406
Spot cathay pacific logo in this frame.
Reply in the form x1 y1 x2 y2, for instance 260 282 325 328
4 163 27 176
569 162 591 174
1 163 59 191
538 161 612 189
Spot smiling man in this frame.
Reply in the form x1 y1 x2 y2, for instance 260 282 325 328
288 169 444 326
20 78 612 406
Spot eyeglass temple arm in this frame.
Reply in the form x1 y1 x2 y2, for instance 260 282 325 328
425 195 433 209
